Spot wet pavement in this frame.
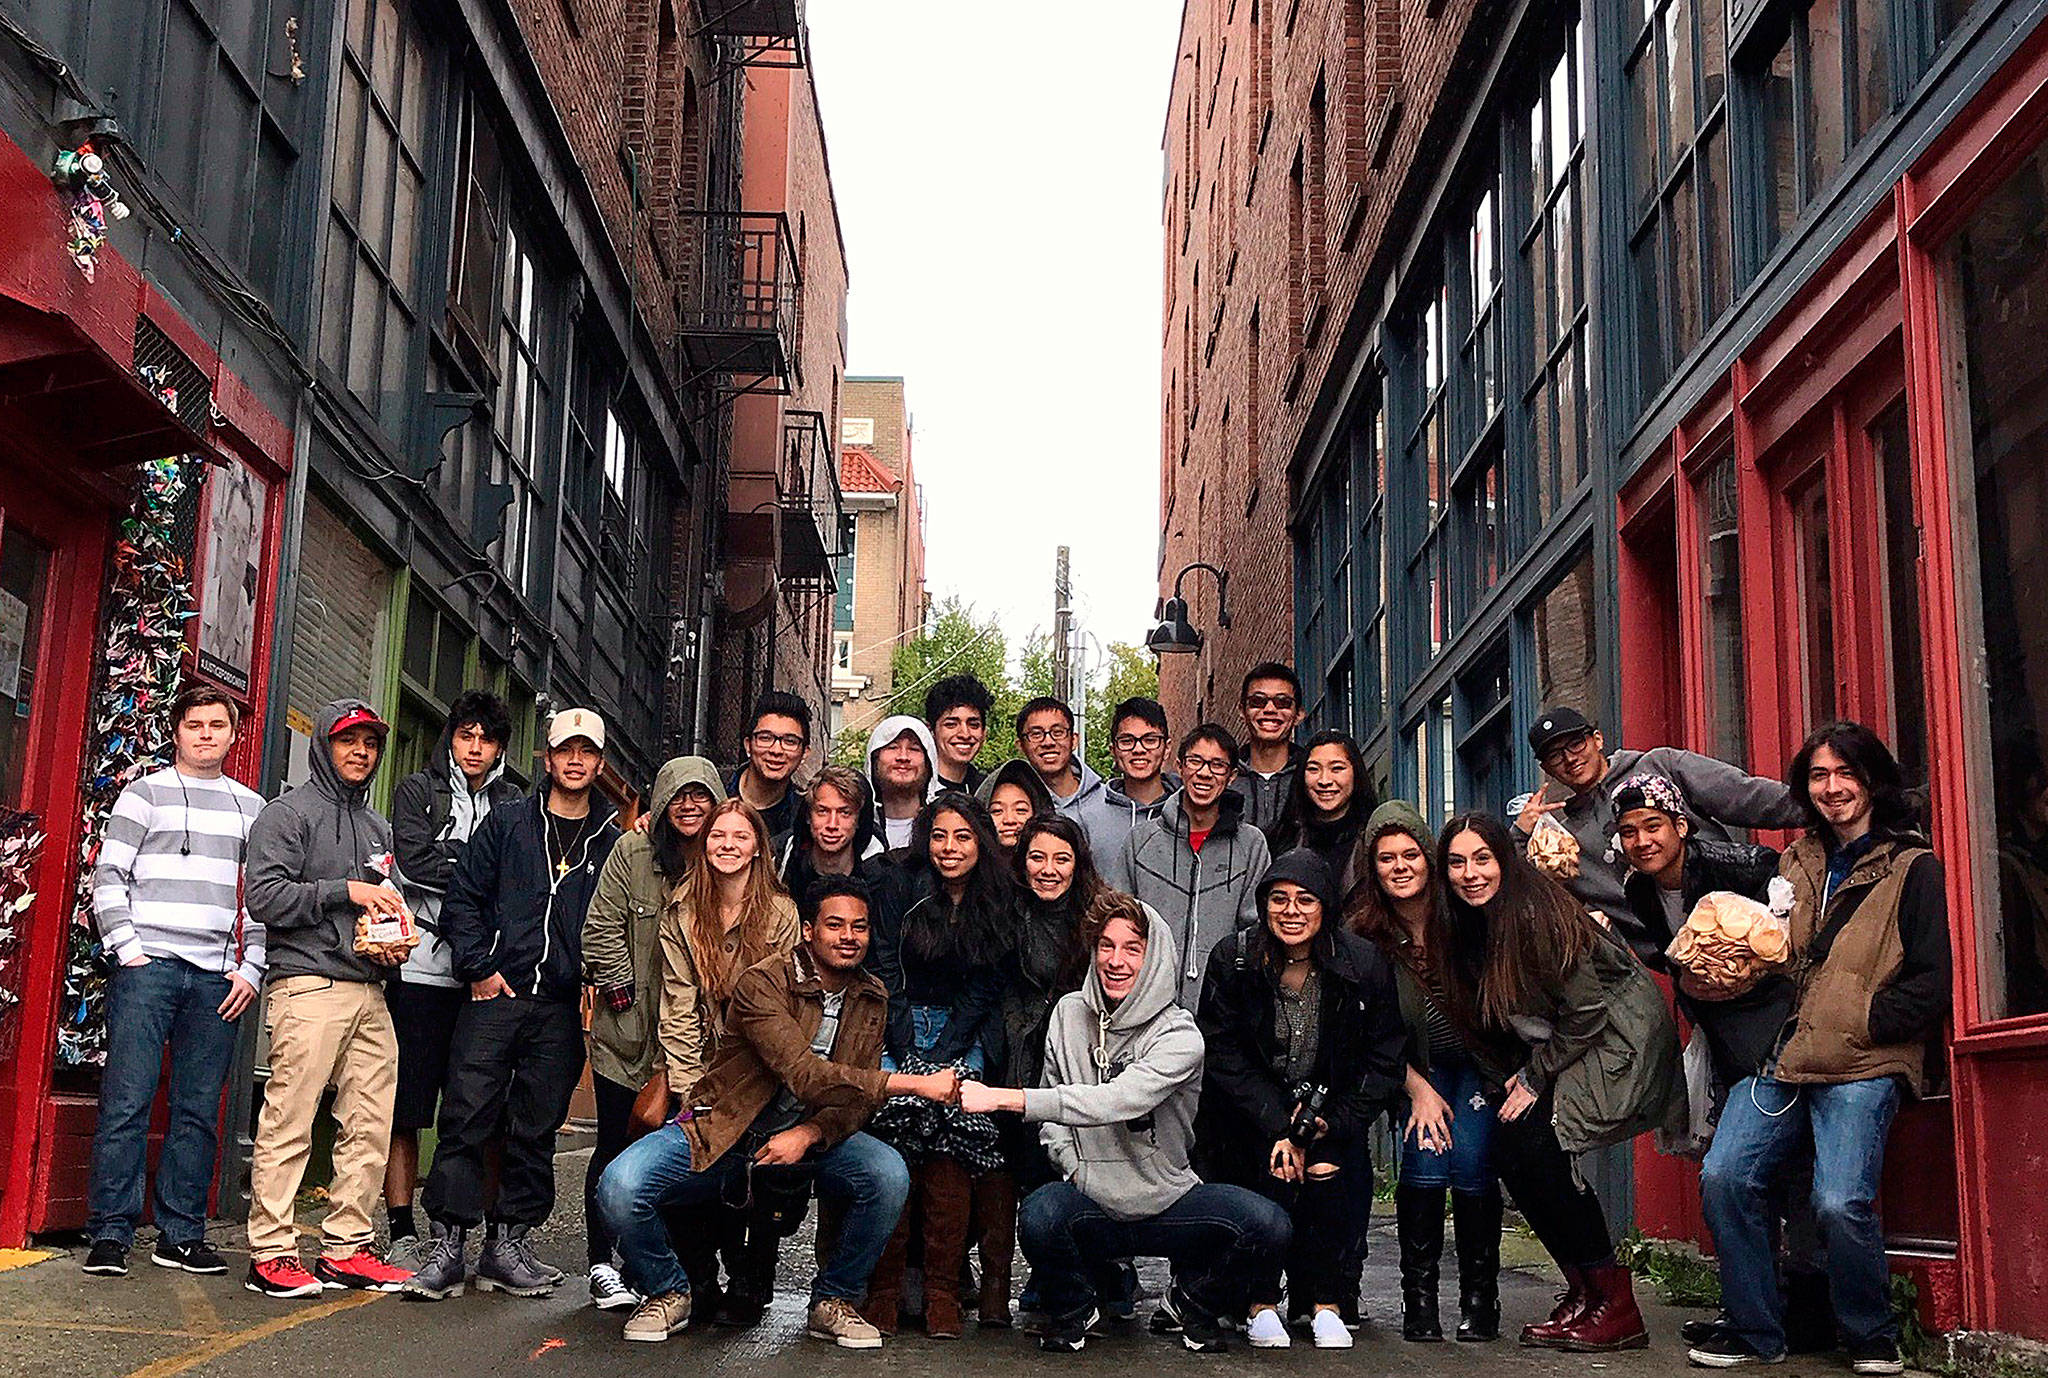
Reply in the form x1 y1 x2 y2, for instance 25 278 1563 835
0 1145 1861 1378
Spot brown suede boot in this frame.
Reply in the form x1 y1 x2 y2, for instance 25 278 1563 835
1557 1263 1650 1352
972 1171 1017 1327
919 1158 973 1338
859 1164 918 1335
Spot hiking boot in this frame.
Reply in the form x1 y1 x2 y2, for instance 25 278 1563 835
246 1256 323 1298
316 1249 412 1292
83 1240 128 1276
809 1296 884 1349
387 1235 425 1274
402 1226 468 1300
1688 1331 1787 1367
589 1263 639 1311
623 1290 691 1342
476 1225 558 1296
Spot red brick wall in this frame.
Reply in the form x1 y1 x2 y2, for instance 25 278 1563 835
1159 0 1487 731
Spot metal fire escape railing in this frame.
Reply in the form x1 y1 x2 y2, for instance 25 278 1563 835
673 209 802 398
778 407 842 584
696 0 807 70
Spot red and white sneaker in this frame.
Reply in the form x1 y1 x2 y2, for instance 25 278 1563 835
316 1249 413 1292
246 1256 323 1299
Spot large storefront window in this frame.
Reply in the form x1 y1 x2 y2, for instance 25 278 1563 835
1533 549 1602 719
1947 143 2048 1020
1409 289 1452 660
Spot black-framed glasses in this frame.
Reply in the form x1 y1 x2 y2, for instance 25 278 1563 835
1180 753 1233 778
749 730 805 752
1114 732 1168 751
1021 725 1071 744
1540 730 1596 767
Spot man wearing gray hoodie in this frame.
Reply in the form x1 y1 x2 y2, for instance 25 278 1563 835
1015 697 1135 890
865 714 942 855
960 899 1290 1353
242 699 414 1298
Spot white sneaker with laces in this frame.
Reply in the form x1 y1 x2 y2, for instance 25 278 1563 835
589 1263 639 1311
1311 1309 1355 1349
1246 1308 1292 1348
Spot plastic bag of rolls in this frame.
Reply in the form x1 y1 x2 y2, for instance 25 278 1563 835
1664 887 1791 999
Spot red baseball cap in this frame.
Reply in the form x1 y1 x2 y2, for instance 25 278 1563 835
328 705 389 739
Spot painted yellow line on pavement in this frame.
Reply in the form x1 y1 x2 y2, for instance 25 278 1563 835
122 1290 384 1378
0 1249 54 1272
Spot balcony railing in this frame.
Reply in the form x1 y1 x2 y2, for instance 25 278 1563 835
779 408 843 581
674 209 801 391
701 1 806 69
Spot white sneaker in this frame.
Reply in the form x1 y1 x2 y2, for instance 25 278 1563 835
1246 1307 1292 1348
589 1263 639 1311
1311 1309 1354 1349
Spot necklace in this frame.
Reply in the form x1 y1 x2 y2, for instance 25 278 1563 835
546 811 581 878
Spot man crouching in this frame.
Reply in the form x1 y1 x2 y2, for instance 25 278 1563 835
595 874 959 1346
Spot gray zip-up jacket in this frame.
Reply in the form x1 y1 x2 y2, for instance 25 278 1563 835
1519 745 1806 916
1024 909 1206 1222
1237 745 1301 835
1119 790 1271 1012
1108 772 1180 830
1041 761 1138 890
244 698 396 985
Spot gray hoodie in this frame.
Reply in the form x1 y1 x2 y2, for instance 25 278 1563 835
1024 908 1205 1222
1045 760 1137 890
866 714 943 854
244 699 395 985
1119 790 1271 1012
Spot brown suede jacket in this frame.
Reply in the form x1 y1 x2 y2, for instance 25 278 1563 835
678 944 892 1171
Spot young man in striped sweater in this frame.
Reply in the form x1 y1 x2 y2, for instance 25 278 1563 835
83 684 265 1278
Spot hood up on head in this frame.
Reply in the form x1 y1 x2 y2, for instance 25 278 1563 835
975 757 1056 815
650 755 727 818
1363 799 1436 855
311 697 386 805
866 714 942 805
1083 906 1182 1033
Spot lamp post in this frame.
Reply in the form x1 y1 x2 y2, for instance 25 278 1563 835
1146 561 1231 656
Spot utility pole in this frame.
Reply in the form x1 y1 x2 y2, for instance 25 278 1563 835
1052 545 1072 703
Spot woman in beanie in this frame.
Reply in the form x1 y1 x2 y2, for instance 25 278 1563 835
1193 848 1406 1349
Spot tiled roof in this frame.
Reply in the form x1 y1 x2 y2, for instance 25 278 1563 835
839 447 897 494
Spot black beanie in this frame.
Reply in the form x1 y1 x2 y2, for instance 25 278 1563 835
1256 847 1341 915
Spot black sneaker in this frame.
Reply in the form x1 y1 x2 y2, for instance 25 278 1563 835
1688 1332 1787 1367
1847 1338 1904 1375
1149 1293 1185 1335
1173 1290 1229 1354
152 1238 228 1274
82 1240 128 1276
1038 1306 1099 1353
1684 1316 1734 1345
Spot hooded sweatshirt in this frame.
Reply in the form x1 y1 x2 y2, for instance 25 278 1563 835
1041 760 1137 890
1238 743 1302 836
974 757 1055 854
1023 909 1205 1221
1120 789 1271 1012
244 698 397 985
389 721 524 987
866 714 942 854
1109 771 1182 828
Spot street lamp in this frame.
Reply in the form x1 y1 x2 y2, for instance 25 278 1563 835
1147 561 1231 656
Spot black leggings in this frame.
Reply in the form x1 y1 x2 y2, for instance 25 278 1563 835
1245 1136 1369 1307
586 1073 639 1267
1490 1088 1614 1271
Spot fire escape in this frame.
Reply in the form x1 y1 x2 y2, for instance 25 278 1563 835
696 0 808 71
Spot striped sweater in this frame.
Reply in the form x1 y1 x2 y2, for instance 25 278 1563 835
92 767 266 984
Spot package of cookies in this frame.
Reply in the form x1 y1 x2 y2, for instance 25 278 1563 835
1665 886 1792 998
1527 812 1583 880
353 889 419 966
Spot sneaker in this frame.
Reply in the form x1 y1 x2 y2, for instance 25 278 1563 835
1246 1307 1292 1348
1149 1293 1185 1335
403 1226 467 1300
809 1297 884 1349
246 1256 323 1299
1099 1261 1139 1322
623 1290 692 1342
1312 1309 1355 1350
316 1249 412 1292
1038 1306 1099 1353
589 1264 639 1312
1688 1332 1788 1367
1684 1316 1734 1346
387 1235 425 1274
1848 1338 1904 1375
1176 1290 1230 1354
82 1240 128 1276
475 1226 557 1296
152 1238 227 1274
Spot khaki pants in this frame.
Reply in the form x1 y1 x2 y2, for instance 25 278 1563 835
247 975 397 1262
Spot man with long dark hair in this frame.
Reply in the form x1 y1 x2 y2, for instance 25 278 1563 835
1692 723 1950 1375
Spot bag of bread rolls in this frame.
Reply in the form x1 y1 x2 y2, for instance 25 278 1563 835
1527 813 1583 880
1664 889 1791 999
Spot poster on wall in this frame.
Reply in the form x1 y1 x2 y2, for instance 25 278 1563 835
197 462 264 695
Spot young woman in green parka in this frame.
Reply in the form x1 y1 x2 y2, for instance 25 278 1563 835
580 756 724 1310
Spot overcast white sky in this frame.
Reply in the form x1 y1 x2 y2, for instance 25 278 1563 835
806 2 1182 655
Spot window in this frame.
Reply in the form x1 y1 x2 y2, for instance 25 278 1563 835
321 0 429 434
1945 145 2048 1019
834 514 857 632
1459 648 1515 819
492 228 547 592
1411 698 1458 828
1872 401 1926 784
1696 450 1750 768
1357 401 1389 735
1789 472 1836 721
1753 0 1894 250
1409 286 1452 659
1296 458 1355 732
1466 187 1504 428
1626 0 1732 400
1532 548 1602 720
1523 25 1591 526
448 95 505 370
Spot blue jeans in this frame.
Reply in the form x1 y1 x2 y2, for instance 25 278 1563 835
1701 1075 1901 1355
87 958 243 1247
1397 1056 1496 1194
1019 1180 1292 1323
597 1124 909 1303
880 1004 985 1076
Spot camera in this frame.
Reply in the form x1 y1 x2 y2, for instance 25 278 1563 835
1287 1082 1328 1147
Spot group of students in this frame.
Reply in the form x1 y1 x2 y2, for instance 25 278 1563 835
76 662 1950 1374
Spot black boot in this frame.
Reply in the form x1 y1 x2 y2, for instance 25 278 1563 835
1451 1187 1502 1342
1396 1185 1446 1342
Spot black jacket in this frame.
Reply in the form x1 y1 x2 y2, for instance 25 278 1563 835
997 889 1087 1089
1193 921 1407 1181
726 768 799 854
442 791 622 1002
883 872 1007 1065
1622 836 1793 1085
389 740 524 905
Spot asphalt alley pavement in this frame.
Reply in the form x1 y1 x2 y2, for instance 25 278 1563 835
0 1144 1872 1378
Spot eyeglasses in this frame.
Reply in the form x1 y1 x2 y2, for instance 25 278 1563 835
1114 732 1167 751
1180 753 1234 778
1021 725 1071 745
1540 731 1596 767
749 730 805 752
1244 692 1297 711
1268 896 1322 914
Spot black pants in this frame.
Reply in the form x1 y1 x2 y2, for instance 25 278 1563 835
1243 1136 1369 1307
586 1073 638 1265
423 996 584 1230
1490 1088 1613 1270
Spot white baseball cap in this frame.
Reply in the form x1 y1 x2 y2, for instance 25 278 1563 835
547 707 606 751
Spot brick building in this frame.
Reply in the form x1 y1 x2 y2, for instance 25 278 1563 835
832 376 928 740
1163 0 2048 1345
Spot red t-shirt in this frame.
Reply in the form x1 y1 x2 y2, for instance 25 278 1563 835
1188 827 1212 854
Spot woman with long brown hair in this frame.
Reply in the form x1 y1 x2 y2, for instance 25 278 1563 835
654 797 799 1322
1436 810 1683 1353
